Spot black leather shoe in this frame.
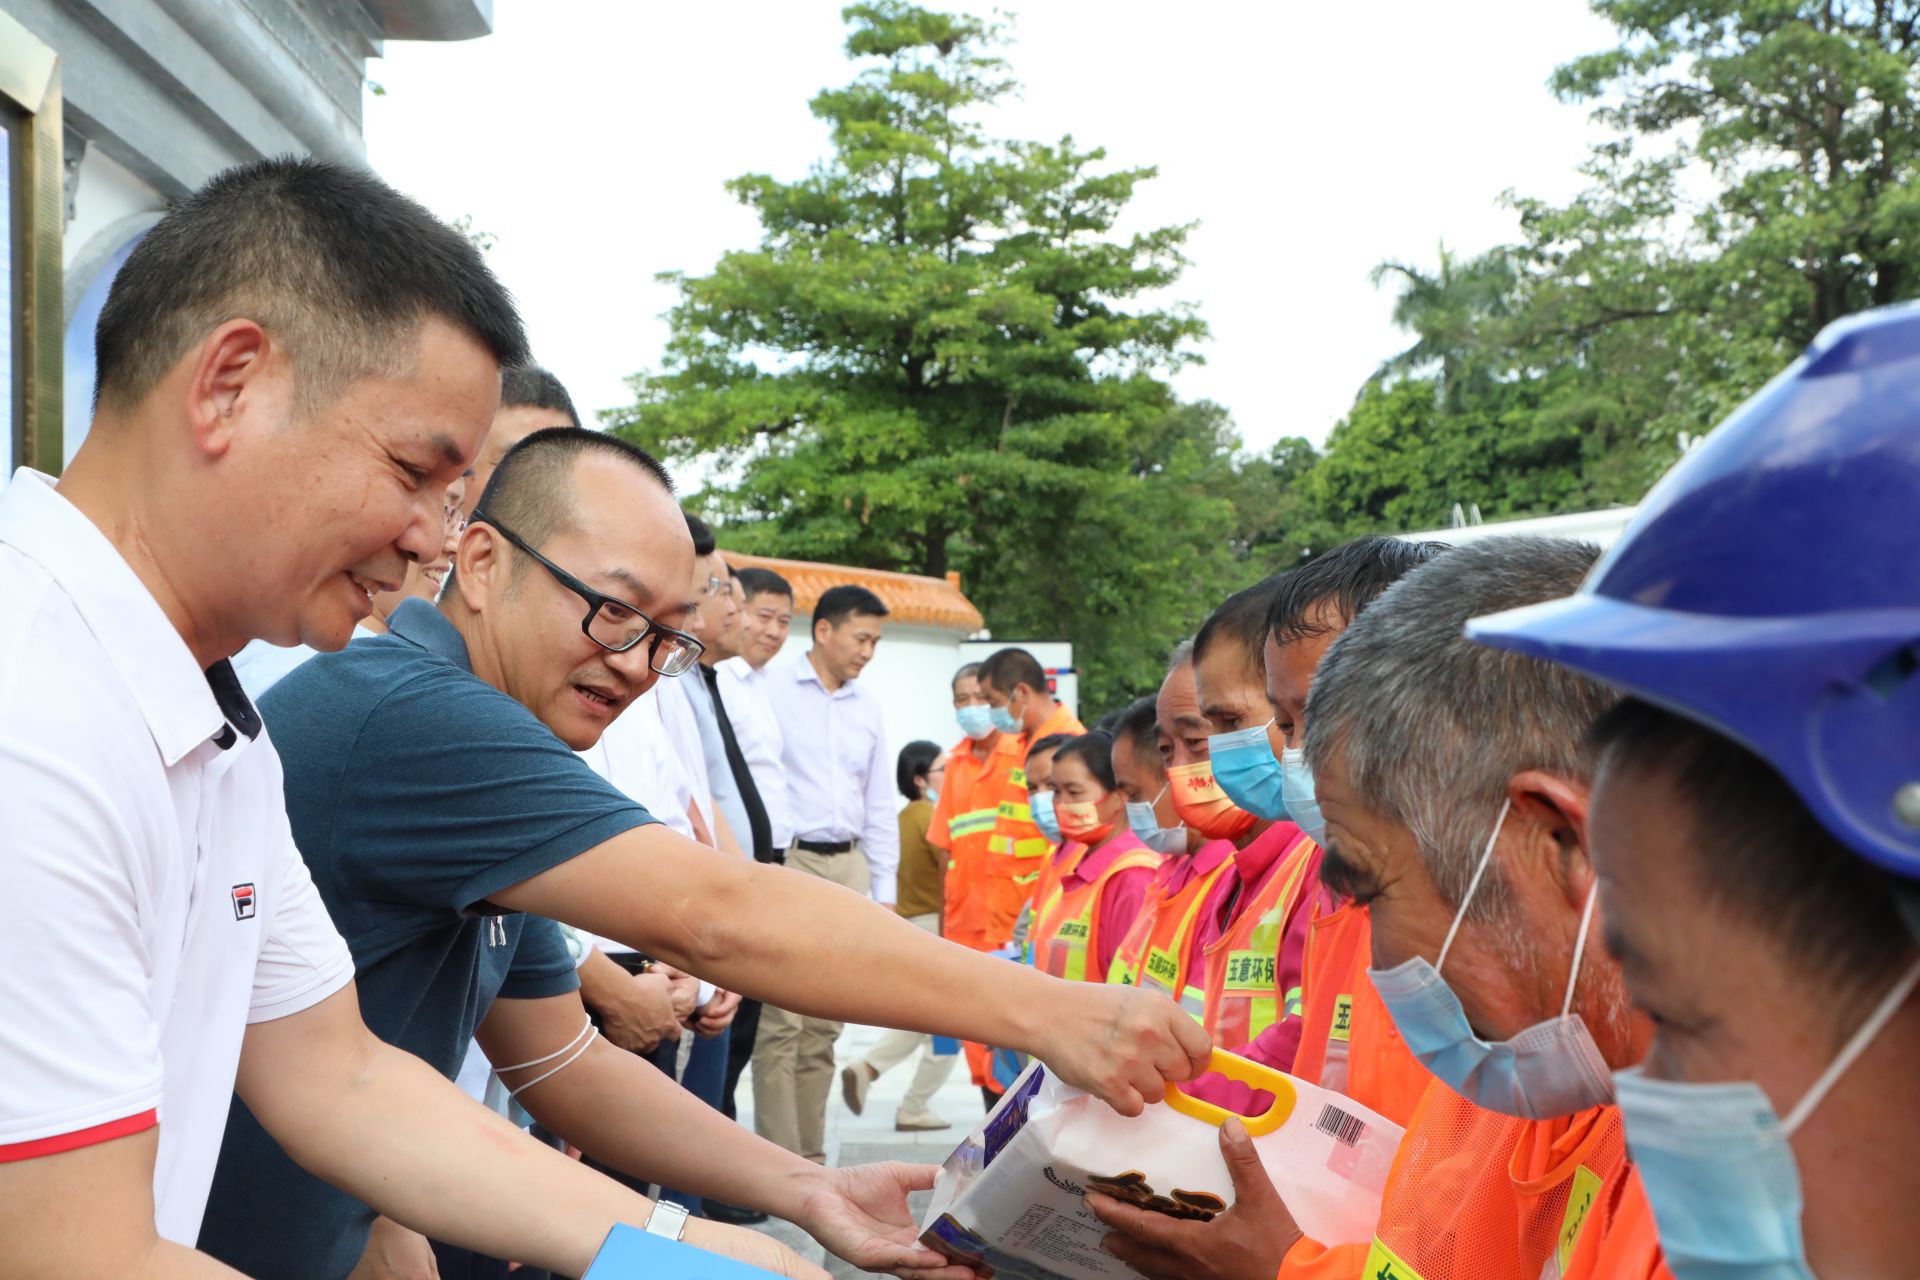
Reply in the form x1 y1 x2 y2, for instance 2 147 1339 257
702 1201 770 1227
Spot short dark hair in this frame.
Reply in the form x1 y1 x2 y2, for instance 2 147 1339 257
459 427 674 594
685 513 717 557
738 567 793 603
897 739 944 803
1053 732 1118 792
953 661 983 692
1113 696 1162 775
1269 536 1451 645
981 647 1048 697
94 156 526 415
1591 698 1913 1021
1192 579 1282 677
1027 732 1074 763
815 585 889 629
501 364 580 426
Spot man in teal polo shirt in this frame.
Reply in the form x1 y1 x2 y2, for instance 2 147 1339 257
201 426 1212 1278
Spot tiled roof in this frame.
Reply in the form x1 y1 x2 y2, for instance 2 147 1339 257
721 551 986 634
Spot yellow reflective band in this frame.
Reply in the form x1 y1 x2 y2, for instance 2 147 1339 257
1284 985 1303 1018
1331 994 1354 1042
1223 950 1277 992
1556 1165 1604 1273
949 809 998 836
1013 869 1041 885
1364 1237 1427 1280
1143 947 1181 991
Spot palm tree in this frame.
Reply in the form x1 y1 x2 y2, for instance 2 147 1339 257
1369 241 1515 413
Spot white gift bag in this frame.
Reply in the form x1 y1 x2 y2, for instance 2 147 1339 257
918 1049 1403 1280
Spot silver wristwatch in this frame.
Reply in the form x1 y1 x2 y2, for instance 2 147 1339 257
644 1199 692 1241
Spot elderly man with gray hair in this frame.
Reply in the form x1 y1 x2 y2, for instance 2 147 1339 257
1090 537 1661 1280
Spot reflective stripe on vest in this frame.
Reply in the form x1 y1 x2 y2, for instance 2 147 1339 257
1201 831 1317 1051
1107 856 1233 1022
1033 848 1161 982
947 806 998 840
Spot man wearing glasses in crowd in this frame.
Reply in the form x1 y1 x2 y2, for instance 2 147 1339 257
198 426 1208 1280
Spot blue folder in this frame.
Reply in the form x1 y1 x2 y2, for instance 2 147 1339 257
584 1224 787 1278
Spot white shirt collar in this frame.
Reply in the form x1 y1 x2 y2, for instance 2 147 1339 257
0 470 241 765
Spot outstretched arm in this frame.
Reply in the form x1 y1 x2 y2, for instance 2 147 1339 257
481 993 972 1280
238 984 820 1279
491 824 1213 1115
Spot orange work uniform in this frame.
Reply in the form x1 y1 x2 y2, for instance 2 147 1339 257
1566 1169 1673 1280
1277 1083 1631 1280
982 702 1085 946
1291 899 1431 1129
928 731 1021 951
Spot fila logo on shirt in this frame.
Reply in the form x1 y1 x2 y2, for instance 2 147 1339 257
231 882 256 921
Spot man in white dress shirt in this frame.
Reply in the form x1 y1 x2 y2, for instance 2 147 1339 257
755 584 898 1161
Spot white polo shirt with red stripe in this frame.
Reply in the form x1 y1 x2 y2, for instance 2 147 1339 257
0 470 355 1243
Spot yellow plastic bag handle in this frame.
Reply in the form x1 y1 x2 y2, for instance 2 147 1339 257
1162 1048 1297 1137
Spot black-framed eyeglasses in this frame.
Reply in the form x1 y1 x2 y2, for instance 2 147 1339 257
471 511 705 677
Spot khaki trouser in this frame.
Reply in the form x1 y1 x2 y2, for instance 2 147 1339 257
752 843 870 1162
860 912 961 1115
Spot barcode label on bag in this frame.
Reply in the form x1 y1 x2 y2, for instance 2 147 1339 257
1315 1103 1366 1147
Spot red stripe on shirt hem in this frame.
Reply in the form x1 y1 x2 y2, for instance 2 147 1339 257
0 1109 157 1162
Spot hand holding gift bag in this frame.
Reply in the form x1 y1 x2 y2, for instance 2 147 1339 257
918 1049 1403 1280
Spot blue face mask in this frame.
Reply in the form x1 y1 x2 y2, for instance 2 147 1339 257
1207 721 1288 821
1126 788 1187 855
1029 789 1063 843
990 703 1022 735
956 704 995 741
1616 957 1920 1280
1279 747 1326 847
1368 798 1615 1119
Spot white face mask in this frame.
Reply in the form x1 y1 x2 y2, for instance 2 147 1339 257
1368 798 1617 1119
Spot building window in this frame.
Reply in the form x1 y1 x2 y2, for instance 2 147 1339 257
0 13 62 480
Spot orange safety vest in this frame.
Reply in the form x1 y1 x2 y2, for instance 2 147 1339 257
1199 829 1319 1052
982 704 1086 945
1278 1084 1629 1280
1026 841 1086 940
1031 842 1161 982
1291 899 1431 1130
1572 1167 1673 1280
1107 854 1234 1020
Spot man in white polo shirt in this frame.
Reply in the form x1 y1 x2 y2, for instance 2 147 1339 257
0 158 808 1278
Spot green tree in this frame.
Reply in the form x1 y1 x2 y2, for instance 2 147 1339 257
1369 242 1516 412
1317 1 1920 535
607 2 1230 709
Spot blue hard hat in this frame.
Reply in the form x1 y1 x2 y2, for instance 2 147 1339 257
1467 302 1920 879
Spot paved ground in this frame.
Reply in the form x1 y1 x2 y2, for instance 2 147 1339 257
733 1023 989 1277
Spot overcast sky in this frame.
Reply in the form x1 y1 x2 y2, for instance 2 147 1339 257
363 1 1618 454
